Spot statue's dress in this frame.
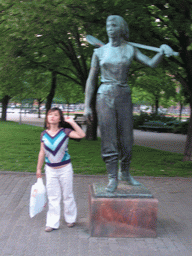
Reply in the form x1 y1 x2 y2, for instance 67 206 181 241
91 42 135 177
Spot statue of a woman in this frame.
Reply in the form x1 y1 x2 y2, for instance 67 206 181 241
84 15 174 193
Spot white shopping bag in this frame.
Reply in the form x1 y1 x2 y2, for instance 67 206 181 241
29 178 47 218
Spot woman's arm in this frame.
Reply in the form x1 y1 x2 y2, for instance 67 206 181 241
65 117 86 139
135 44 174 68
36 142 45 178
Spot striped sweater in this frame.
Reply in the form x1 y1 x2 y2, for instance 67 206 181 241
41 128 72 167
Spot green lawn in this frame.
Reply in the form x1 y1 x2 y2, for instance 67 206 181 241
0 121 191 177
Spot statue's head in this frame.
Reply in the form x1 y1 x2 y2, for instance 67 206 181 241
106 15 129 41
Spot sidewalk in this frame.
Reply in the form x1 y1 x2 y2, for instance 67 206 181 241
0 172 191 256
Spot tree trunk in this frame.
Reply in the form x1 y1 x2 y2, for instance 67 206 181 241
183 104 192 161
44 71 57 127
179 101 183 121
45 71 57 114
1 95 11 121
67 103 69 116
155 96 159 115
37 99 42 118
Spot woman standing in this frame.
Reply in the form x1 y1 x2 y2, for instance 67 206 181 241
36 107 85 232
84 15 174 193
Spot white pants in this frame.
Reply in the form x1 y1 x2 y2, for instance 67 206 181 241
45 163 77 228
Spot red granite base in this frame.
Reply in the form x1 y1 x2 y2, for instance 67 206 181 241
89 185 158 237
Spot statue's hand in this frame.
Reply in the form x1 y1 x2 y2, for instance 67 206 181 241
84 106 93 124
160 44 174 57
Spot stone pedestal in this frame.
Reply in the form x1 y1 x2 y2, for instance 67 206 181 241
88 182 158 238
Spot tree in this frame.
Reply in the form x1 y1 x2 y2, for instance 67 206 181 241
0 0 125 132
135 1 192 161
55 75 84 107
2 0 192 156
0 55 25 120
0 0 94 131
134 68 176 114
131 87 155 108
176 86 188 121
0 1 29 119
23 69 51 117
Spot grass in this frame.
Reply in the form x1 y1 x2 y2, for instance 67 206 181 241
0 121 43 172
0 121 192 177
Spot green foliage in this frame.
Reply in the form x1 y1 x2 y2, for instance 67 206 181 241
55 76 84 104
133 68 177 110
133 112 149 128
170 119 190 134
1 1 191 103
131 87 153 106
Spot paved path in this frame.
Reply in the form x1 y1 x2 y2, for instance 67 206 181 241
0 172 192 256
133 130 186 154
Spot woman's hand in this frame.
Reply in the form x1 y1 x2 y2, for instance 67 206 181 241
36 169 42 179
65 116 86 139
84 106 93 124
160 44 174 57
64 116 75 124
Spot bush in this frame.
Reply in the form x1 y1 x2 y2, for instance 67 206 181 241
171 119 189 134
149 113 176 122
133 112 149 129
133 112 189 134
133 112 177 129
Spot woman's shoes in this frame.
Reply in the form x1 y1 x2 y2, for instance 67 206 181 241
45 226 54 232
45 223 75 231
67 223 75 228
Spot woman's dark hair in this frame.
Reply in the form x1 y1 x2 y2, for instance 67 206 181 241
46 107 74 129
45 107 81 141
45 107 65 129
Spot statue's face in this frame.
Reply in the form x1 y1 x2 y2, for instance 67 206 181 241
106 18 121 39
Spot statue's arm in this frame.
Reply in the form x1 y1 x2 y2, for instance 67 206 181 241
85 67 99 107
134 44 174 68
84 53 99 121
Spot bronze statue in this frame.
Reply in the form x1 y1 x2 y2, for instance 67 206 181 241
84 15 175 193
